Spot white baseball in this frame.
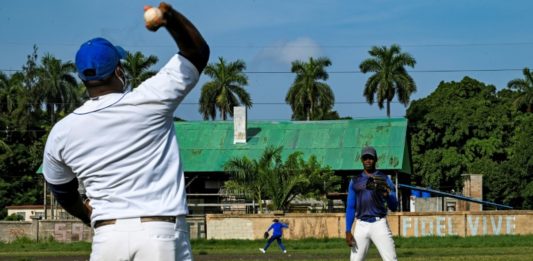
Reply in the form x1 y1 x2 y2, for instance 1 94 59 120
144 7 163 24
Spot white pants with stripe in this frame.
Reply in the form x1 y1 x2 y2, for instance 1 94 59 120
90 216 193 261
350 218 397 261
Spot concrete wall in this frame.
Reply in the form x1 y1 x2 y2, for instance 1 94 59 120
206 213 345 240
0 216 206 243
0 221 34 242
206 211 533 239
396 211 532 237
38 220 93 242
1 211 531 242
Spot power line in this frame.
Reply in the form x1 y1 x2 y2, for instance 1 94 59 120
215 42 533 48
245 68 528 74
405 68 527 73
179 101 403 105
1 68 529 74
0 101 404 107
3 41 533 48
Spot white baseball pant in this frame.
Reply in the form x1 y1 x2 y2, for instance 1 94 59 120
350 218 397 261
90 216 193 261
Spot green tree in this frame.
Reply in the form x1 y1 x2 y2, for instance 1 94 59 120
21 46 40 93
1 72 36 130
407 77 513 191
122 51 158 89
286 57 334 121
15 46 40 123
34 54 80 119
507 67 533 113
0 72 20 113
0 47 53 219
223 146 282 212
359 44 417 117
224 146 337 212
0 71 7 91
200 57 251 120
485 114 533 209
0 72 19 162
269 151 338 211
262 151 309 212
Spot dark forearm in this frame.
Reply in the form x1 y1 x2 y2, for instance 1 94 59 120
161 3 210 72
62 196 91 225
48 179 91 225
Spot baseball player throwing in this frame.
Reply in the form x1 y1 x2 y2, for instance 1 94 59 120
345 146 398 261
42 2 209 260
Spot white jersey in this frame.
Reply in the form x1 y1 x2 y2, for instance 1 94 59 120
43 54 199 224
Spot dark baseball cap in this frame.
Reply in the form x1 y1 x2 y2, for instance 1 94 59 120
75 37 126 81
361 146 377 158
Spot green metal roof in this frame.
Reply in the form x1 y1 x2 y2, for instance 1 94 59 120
37 118 411 174
175 118 411 174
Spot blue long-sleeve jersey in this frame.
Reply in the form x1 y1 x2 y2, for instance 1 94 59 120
267 222 288 237
345 171 398 232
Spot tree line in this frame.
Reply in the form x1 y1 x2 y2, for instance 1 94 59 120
1 44 532 218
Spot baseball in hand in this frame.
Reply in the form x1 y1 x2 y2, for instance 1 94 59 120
144 6 163 29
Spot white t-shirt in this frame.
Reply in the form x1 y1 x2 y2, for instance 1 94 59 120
43 54 199 223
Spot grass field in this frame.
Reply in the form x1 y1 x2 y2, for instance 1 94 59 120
0 235 532 260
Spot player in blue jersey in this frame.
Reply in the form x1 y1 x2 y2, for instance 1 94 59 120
345 146 398 261
259 219 289 254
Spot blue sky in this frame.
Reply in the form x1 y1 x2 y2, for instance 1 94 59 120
1 0 532 120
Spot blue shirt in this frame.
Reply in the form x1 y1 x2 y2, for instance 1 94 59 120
345 171 398 232
267 222 289 237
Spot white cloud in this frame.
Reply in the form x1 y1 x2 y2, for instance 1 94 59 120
252 38 323 69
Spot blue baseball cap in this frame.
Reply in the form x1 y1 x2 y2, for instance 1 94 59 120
75 37 126 81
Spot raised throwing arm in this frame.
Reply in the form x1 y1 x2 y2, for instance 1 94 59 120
147 2 210 73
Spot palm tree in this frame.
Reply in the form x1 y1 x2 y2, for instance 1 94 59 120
224 146 284 213
0 138 12 164
224 146 335 212
200 57 251 120
0 71 7 89
0 71 10 112
507 67 533 113
286 57 334 121
35 54 80 119
265 151 310 212
122 51 158 89
1 71 35 129
359 44 417 117
0 73 26 114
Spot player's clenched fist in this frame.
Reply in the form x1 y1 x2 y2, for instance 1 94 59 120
345 231 357 248
144 2 172 31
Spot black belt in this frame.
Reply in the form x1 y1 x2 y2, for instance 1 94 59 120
361 216 385 223
94 216 176 229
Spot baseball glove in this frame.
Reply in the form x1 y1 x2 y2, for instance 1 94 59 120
264 232 269 239
366 175 389 193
